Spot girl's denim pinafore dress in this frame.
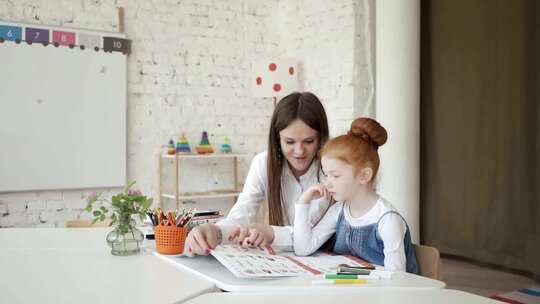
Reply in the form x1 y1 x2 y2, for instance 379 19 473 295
332 205 419 274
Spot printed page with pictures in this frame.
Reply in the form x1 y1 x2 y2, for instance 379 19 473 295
281 251 374 274
209 245 314 278
210 245 375 278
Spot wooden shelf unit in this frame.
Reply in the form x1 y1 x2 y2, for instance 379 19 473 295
158 153 247 209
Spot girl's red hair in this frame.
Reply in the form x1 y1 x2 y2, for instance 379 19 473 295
321 117 387 178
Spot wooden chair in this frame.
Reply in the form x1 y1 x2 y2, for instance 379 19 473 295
262 200 269 225
413 244 441 280
65 219 111 228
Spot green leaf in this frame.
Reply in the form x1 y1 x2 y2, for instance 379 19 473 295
142 199 152 209
93 210 101 216
123 181 136 193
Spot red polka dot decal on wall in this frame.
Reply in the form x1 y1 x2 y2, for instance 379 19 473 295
251 59 299 98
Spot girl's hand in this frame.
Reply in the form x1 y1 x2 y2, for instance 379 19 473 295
228 224 275 247
298 183 331 204
183 223 221 256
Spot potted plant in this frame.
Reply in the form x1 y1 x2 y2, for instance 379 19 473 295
85 181 153 256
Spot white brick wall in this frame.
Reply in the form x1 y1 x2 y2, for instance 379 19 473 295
278 0 375 136
0 0 374 228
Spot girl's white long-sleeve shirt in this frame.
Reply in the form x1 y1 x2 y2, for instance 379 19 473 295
216 152 329 251
293 197 408 271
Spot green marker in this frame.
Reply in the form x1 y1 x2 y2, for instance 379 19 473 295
325 274 359 280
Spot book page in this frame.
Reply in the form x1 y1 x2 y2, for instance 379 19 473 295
210 245 314 278
210 245 376 278
282 252 373 274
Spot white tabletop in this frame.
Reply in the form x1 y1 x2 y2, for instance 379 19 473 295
1 227 110 249
184 289 500 304
156 252 446 292
0 228 216 304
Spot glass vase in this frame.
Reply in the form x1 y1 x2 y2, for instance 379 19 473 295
106 218 144 256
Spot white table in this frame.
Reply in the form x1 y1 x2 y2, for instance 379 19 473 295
156 252 446 292
1 227 109 249
0 228 216 304
184 289 500 304
0 227 447 303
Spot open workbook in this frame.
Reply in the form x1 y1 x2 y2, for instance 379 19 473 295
208 244 376 279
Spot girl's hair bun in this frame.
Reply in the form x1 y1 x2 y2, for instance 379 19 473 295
348 117 387 150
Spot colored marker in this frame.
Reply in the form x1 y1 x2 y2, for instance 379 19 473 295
338 266 374 274
325 274 360 280
329 273 381 280
312 279 368 285
338 263 375 270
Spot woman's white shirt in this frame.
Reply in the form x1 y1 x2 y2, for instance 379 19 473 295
294 197 407 271
217 152 328 251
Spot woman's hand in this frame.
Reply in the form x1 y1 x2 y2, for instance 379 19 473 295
228 224 275 247
183 223 222 256
298 183 331 204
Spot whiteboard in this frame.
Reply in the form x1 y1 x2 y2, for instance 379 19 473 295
0 22 127 192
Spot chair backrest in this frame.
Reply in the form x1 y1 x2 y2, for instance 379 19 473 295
413 244 441 280
262 200 269 225
65 219 111 228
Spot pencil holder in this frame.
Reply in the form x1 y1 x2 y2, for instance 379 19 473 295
155 225 188 255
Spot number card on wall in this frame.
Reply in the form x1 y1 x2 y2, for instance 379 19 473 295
0 21 131 192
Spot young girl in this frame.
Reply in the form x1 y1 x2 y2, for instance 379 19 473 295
293 117 418 273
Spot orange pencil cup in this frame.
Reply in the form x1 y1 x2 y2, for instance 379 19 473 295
155 225 188 255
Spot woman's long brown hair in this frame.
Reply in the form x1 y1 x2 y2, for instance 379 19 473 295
267 92 329 226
